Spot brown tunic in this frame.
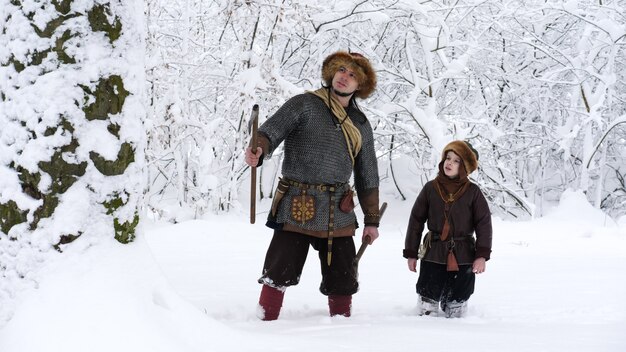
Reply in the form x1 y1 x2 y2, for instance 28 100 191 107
403 180 492 264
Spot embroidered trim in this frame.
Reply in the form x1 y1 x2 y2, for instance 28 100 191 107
291 191 315 224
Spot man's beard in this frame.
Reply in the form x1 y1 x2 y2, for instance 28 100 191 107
332 87 356 97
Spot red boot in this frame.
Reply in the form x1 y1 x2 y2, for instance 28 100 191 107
328 295 352 317
258 285 285 321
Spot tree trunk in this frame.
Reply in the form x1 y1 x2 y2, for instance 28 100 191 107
1 0 145 322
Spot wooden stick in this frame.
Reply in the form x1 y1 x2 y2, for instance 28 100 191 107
354 202 387 262
249 104 259 224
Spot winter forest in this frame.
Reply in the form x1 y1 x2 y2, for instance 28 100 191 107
1 0 626 344
142 0 626 221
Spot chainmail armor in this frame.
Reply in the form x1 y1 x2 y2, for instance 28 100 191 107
259 93 379 234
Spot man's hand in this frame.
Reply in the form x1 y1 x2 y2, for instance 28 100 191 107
245 147 263 167
362 226 379 244
407 258 417 272
472 257 486 274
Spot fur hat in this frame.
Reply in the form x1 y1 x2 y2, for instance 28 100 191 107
321 51 377 99
441 140 479 175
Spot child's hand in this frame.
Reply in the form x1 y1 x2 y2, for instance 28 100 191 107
472 257 486 274
407 258 417 272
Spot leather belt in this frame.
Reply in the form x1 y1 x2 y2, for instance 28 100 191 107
283 178 348 192
283 178 346 266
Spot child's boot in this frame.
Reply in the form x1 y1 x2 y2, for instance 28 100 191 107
442 300 467 318
418 295 439 316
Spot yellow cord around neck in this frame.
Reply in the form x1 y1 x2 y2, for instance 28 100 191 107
308 88 362 166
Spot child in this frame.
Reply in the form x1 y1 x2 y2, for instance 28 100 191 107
403 140 492 318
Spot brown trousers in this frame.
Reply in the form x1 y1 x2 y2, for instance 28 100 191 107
258 230 359 296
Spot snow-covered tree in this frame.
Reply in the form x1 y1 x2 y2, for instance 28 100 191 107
0 0 145 323
144 0 625 220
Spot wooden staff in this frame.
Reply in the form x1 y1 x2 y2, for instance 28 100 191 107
249 104 259 224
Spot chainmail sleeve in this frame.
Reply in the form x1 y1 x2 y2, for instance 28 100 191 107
258 95 307 157
350 106 380 226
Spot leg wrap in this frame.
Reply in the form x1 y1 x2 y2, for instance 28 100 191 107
258 285 285 321
328 295 352 317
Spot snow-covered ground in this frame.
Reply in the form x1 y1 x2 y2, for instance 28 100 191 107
0 190 624 352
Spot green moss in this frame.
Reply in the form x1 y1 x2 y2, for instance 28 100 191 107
103 192 138 243
44 126 57 137
103 192 127 215
39 150 87 194
27 30 75 67
107 123 121 138
38 122 86 195
15 130 87 229
31 14 79 39
43 118 76 143
88 4 122 44
62 118 75 132
53 233 82 252
82 75 129 121
15 166 51 230
53 0 72 15
17 167 43 200
31 195 59 229
29 48 51 66
54 29 76 64
0 201 28 234
9 56 25 73
114 213 139 244
89 142 135 176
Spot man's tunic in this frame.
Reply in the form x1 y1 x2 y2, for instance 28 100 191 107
259 93 379 237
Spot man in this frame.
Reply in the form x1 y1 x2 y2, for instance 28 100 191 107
244 51 380 320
